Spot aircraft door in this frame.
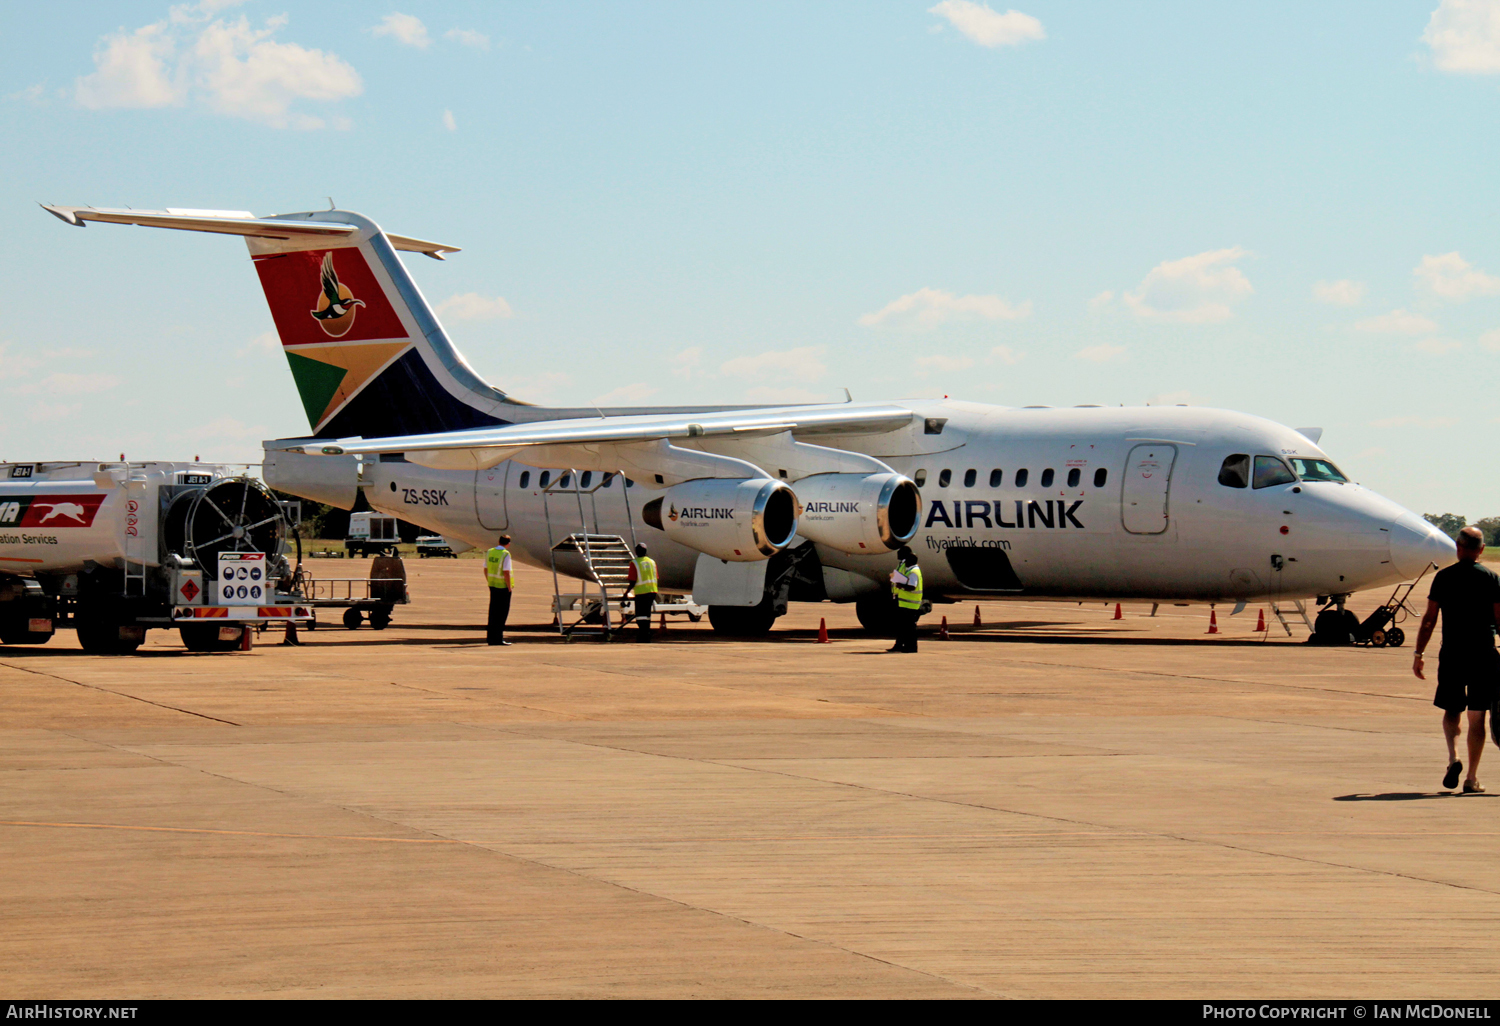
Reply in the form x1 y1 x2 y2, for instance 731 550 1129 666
475 463 509 530
1121 444 1177 535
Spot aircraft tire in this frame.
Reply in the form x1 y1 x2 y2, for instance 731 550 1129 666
854 593 898 637
708 599 777 636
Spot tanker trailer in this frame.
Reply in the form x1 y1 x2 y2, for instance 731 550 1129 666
0 461 311 654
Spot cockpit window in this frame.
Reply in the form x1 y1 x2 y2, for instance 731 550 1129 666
1218 454 1250 489
1288 458 1346 483
1252 455 1297 489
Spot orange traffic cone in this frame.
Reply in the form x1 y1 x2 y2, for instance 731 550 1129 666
659 612 667 631
282 620 300 646
1207 610 1219 635
939 615 950 640
1255 609 1267 632
239 625 253 651
817 617 830 643
973 605 981 627
1113 603 1123 620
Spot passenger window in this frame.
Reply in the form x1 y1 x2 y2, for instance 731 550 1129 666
602 473 614 488
1252 455 1297 489
963 469 976 488
625 478 634 488
540 471 551 488
560 473 572 488
580 471 592 488
1094 468 1107 488
1040 469 1054 488
519 471 530 489
1067 468 1080 488
938 469 952 487
989 469 1003 487
1015 469 1029 488
914 469 928 487
1218 454 1250 489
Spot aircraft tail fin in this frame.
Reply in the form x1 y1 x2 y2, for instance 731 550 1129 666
42 205 522 439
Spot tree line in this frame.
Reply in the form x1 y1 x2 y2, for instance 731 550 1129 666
1424 513 1500 545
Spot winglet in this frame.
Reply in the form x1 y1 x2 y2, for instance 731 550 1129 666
41 204 83 227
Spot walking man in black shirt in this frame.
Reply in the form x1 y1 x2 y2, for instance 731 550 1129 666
1413 526 1500 793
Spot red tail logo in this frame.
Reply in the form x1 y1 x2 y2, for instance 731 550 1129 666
309 252 366 338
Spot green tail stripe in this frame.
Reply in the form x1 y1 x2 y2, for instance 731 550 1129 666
285 352 348 429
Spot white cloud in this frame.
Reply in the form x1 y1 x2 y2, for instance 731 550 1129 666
371 13 431 49
74 4 361 129
1424 0 1500 73
75 22 178 108
989 345 1024 365
1122 247 1252 323
928 2 1045 48
1147 389 1209 406
1312 279 1366 306
914 354 975 374
1354 308 1441 334
436 293 513 320
858 287 1031 330
442 109 456 131
236 330 280 358
1415 336 1464 354
11 372 120 396
1074 343 1126 363
1413 251 1500 300
593 383 657 406
445 28 491 50
720 347 826 380
1086 290 1114 312
6 84 46 104
1369 415 1459 429
670 346 704 379
743 385 830 405
1480 328 1500 351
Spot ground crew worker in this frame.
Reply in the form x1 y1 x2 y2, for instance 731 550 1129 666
627 543 658 642
1414 525 1500 792
889 546 923 653
484 533 514 646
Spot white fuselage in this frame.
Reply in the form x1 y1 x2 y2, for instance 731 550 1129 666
333 401 1453 604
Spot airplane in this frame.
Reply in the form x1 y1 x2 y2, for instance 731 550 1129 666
41 203 1456 637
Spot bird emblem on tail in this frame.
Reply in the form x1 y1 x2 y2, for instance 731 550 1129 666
309 252 366 337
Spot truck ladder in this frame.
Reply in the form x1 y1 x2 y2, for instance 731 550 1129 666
122 463 149 598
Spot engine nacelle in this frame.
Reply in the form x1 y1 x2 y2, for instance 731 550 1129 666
643 478 797 561
791 472 920 554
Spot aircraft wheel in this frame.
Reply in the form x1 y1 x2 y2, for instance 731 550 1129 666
1386 627 1405 648
854 593 898 636
708 599 777 636
343 607 364 630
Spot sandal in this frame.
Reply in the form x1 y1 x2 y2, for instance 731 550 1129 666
1445 760 1464 790
1464 779 1486 794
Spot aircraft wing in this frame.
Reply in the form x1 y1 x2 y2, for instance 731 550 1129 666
40 205 460 259
277 403 915 457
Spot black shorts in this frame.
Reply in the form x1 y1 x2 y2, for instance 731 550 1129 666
1434 650 1500 713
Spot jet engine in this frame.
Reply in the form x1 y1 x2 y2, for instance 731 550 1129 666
642 478 797 561
790 472 920 554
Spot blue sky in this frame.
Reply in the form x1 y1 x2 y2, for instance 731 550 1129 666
1 1 1497 518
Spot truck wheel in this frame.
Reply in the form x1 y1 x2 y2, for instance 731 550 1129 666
369 607 392 631
77 620 143 655
0 626 53 646
180 624 239 652
707 599 777 637
343 607 363 630
854 593 898 636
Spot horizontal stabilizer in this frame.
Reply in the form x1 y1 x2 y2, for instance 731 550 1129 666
40 205 460 259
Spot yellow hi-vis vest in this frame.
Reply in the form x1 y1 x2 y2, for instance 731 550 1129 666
633 556 659 596
892 561 923 609
485 546 512 590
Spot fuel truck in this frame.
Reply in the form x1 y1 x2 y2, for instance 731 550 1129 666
0 461 311 654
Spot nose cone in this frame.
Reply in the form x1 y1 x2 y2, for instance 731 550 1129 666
1390 512 1454 579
